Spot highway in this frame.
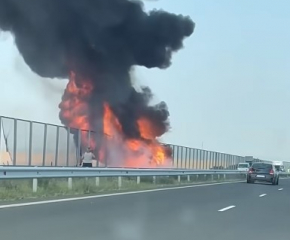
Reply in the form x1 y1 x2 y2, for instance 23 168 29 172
1 179 290 240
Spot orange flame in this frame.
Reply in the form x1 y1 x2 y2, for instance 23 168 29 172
137 118 156 140
59 72 171 167
103 103 122 137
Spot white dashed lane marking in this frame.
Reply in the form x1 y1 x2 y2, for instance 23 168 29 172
259 194 267 197
218 206 236 212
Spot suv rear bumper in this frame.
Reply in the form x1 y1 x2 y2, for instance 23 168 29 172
247 174 276 182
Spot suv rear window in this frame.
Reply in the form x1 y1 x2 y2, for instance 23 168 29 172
252 163 272 170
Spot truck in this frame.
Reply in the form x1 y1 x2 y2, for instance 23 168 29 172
272 161 285 172
244 156 262 167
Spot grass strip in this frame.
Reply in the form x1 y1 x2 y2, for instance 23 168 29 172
0 174 246 201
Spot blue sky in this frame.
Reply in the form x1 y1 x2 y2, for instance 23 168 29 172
0 0 290 161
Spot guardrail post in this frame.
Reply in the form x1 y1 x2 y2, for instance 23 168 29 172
224 174 226 180
96 177 100 186
68 178 73 190
211 174 214 181
204 174 206 180
118 176 122 189
32 179 38 193
196 175 199 181
137 176 140 184
187 175 190 182
177 175 181 183
153 176 156 184
218 174 220 179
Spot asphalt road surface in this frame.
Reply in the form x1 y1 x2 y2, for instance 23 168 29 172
1 179 290 240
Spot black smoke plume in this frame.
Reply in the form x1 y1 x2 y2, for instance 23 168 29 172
0 0 195 160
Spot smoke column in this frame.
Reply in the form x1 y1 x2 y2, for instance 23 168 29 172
0 0 195 165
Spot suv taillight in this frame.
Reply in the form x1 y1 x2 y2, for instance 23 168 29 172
248 168 253 174
269 169 274 175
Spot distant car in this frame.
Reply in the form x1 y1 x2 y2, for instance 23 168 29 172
246 162 279 185
237 163 250 171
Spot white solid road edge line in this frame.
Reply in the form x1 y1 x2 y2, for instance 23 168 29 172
259 194 267 197
218 205 236 212
0 181 243 210
278 188 283 191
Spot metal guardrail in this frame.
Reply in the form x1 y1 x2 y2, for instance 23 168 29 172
0 166 245 179
1 167 289 193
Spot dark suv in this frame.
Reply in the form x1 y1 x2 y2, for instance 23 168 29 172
246 162 279 185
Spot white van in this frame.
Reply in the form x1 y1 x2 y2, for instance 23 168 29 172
237 162 250 171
